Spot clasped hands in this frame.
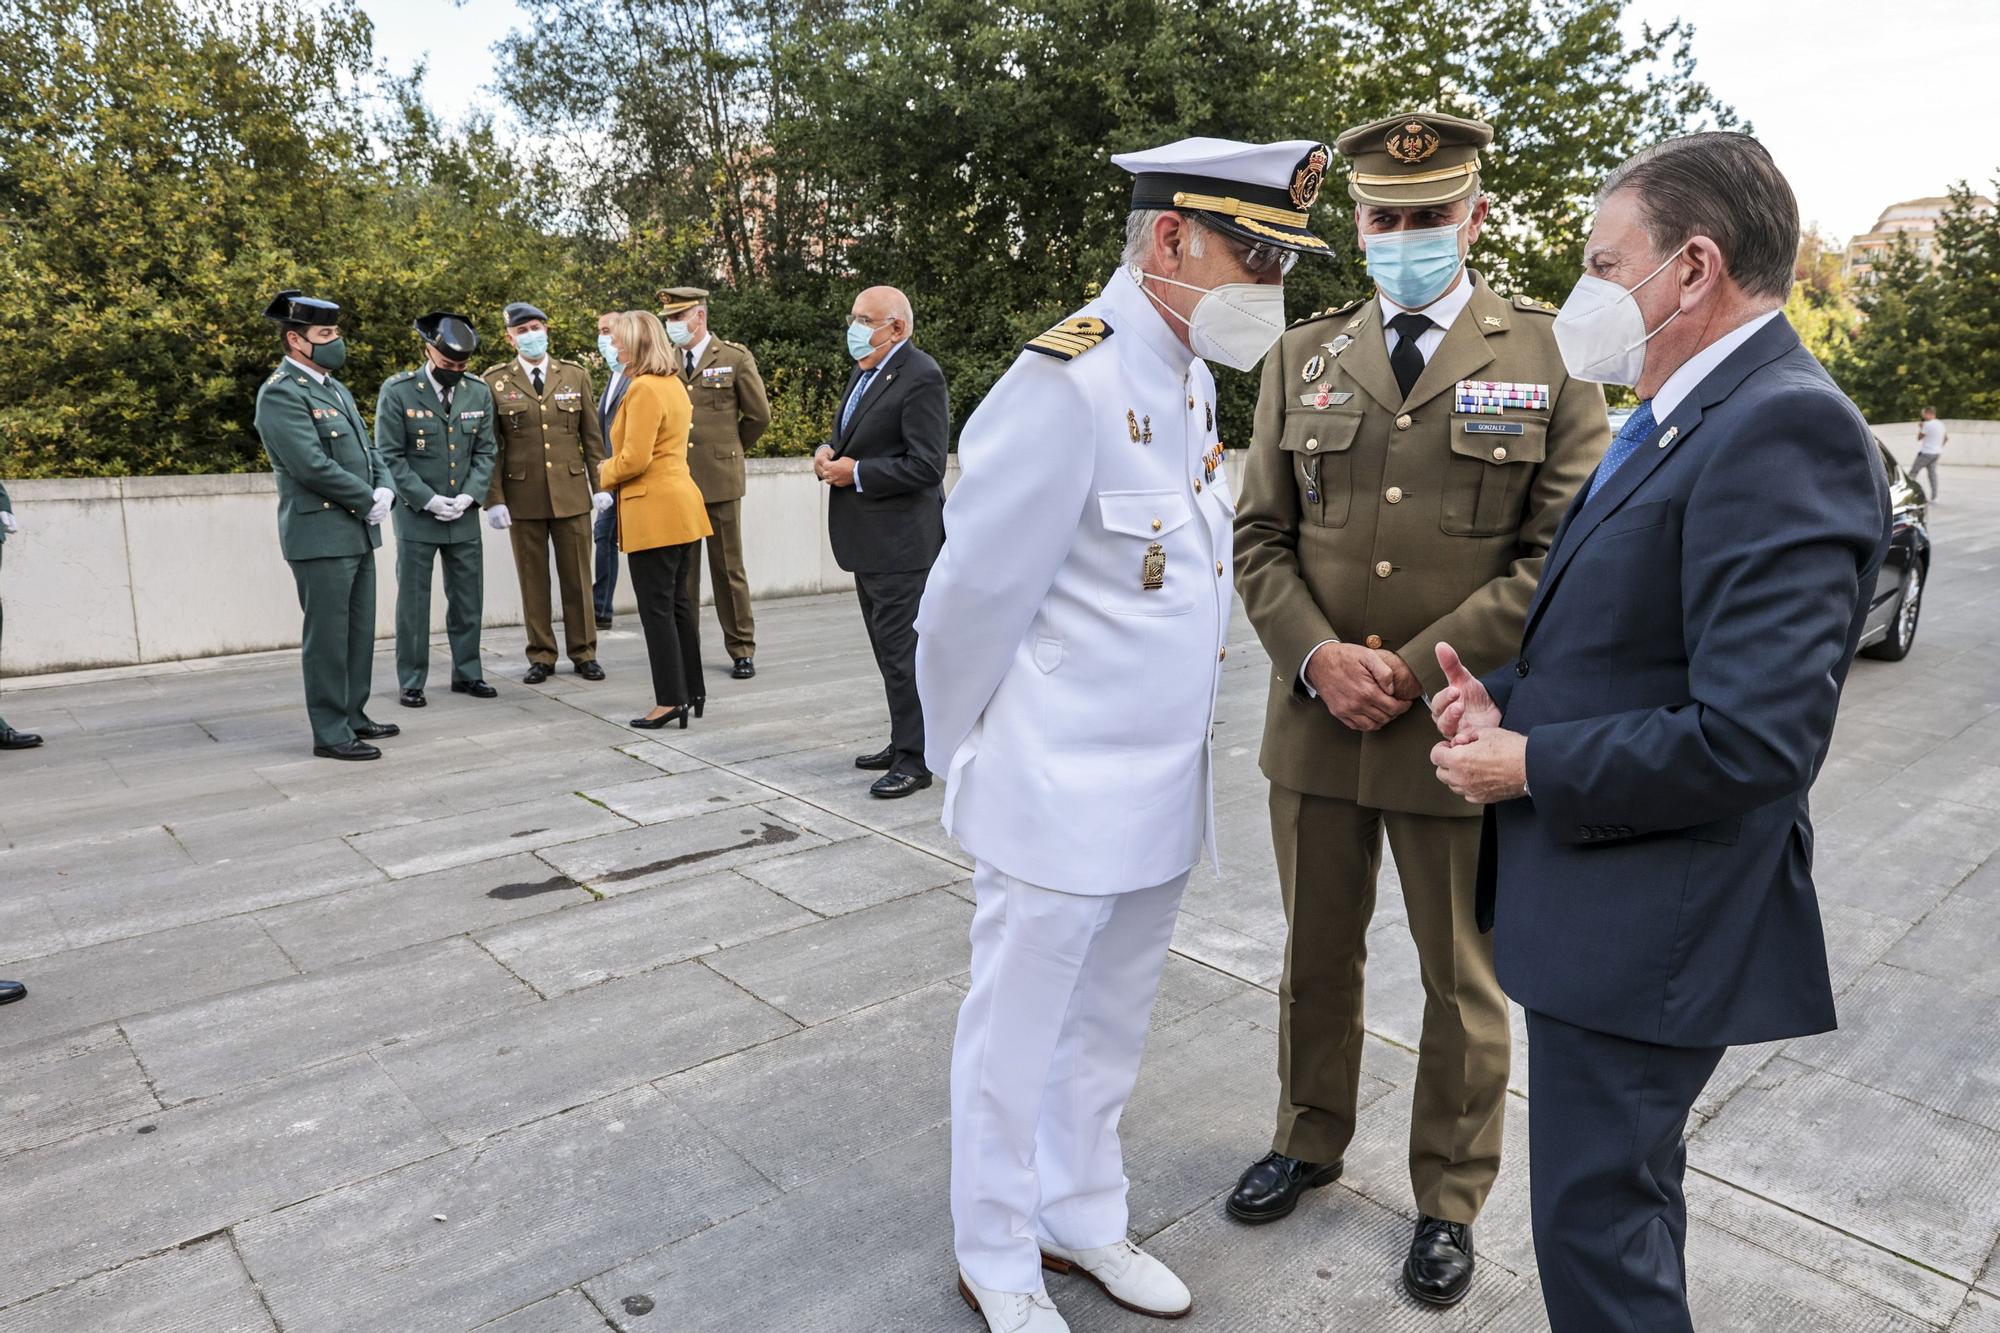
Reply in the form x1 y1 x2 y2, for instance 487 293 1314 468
813 446 855 488
1427 642 1528 805
1303 641 1423 732
423 493 478 522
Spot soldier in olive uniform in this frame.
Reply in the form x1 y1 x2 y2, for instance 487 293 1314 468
1229 114 1610 1305
377 312 501 707
658 286 772 679
254 290 402 761
482 301 612 684
0 477 42 753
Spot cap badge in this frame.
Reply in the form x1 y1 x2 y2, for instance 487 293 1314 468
1290 145 1330 210
1385 120 1441 165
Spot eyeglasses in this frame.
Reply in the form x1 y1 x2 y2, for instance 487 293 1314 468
845 313 896 329
1199 221 1297 276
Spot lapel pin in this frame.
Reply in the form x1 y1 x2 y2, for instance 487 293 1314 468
1658 426 1679 448
1482 315 1502 327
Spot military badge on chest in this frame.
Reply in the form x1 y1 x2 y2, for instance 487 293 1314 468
1298 337 1356 409
1142 542 1166 590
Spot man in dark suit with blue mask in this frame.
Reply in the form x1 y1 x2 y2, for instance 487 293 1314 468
1428 132 1889 1332
591 307 633 628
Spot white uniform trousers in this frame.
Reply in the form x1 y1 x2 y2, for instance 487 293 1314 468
950 860 1189 1291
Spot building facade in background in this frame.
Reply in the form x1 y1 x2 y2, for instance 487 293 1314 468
1844 195 1997 281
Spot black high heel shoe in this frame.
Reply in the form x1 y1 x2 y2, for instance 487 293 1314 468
691 696 705 719
630 706 690 730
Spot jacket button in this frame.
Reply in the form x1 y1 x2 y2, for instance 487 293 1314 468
322 502 330 509
1215 561 1224 576
1515 660 1530 677
1364 634 1383 649
546 462 553 469
1305 437 1319 452
1492 446 1509 461
1385 486 1403 504
1375 561 1392 578
1194 479 1203 492
1218 647 1227 661
1151 518 1162 532
1395 414 1412 430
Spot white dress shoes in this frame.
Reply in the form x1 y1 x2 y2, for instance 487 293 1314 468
957 1272 1070 1332
1040 1238 1193 1319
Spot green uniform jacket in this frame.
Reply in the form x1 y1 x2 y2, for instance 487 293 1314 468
480 358 606 520
683 336 772 504
375 369 500 545
1234 273 1610 817
0 477 11 544
254 360 391 561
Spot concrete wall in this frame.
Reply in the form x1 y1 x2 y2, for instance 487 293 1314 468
0 458 958 677
1871 420 2000 472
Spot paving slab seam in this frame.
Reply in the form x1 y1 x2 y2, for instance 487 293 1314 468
0 1222 246 1321
1752 1034 2000 1140
340 793 642 881
222 1227 287 1333
467 933 553 1001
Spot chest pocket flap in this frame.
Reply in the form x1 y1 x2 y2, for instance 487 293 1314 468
1098 490 1193 538
1278 410 1362 456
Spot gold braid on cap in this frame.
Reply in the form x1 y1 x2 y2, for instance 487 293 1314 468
1170 192 1308 228
1349 158 1481 188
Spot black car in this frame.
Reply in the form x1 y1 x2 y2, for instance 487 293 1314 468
1857 435 1930 661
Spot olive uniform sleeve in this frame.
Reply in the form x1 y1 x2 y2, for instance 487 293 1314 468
1232 338 1341 687
733 345 772 451
1397 371 1609 696
256 380 377 513
483 369 509 508
578 368 607 491
374 380 434 509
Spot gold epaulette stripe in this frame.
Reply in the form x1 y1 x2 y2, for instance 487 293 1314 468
1170 191 1310 228
1024 317 1113 362
1350 158 1481 187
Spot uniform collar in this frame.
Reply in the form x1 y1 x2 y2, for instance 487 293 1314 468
1103 266 1196 375
518 355 551 383
684 333 712 369
285 353 328 385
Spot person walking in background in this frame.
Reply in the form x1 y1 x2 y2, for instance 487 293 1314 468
817 285 948 800
598 310 712 731
1913 405 1947 499
659 286 772 680
590 308 633 629
253 290 401 761
0 477 41 753
482 302 612 684
376 312 500 709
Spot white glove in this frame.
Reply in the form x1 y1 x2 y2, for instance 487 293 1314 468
366 487 394 525
450 493 477 513
423 495 457 518
487 503 512 530
0 512 16 535
592 490 613 514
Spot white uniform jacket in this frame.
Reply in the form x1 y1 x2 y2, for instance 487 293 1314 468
915 267 1235 895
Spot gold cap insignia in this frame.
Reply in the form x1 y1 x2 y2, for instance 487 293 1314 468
1385 120 1441 165
1290 146 1331 210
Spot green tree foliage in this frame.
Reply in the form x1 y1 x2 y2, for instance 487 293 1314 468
1833 183 2000 421
1783 226 1862 370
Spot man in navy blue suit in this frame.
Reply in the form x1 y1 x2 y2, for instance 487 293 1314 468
1427 133 1889 1332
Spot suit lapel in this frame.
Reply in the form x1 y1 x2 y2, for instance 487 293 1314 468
1401 278 1503 413
837 352 901 448
1331 302 1402 415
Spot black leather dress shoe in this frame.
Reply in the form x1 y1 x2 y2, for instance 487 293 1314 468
575 660 606 681
732 657 756 679
595 615 614 629
0 979 26 1005
452 679 498 698
0 728 43 750
1226 1152 1342 1223
1403 1215 1475 1306
854 745 894 771
523 663 553 685
354 720 400 740
870 771 932 799
313 740 381 761
399 689 427 708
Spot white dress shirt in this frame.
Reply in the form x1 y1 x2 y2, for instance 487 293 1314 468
1649 309 1781 422
681 333 712 373
285 353 328 385
517 355 551 390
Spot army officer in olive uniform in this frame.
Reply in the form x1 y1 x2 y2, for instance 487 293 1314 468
482 301 612 684
377 312 500 707
659 286 772 679
254 290 402 761
1230 113 1609 1306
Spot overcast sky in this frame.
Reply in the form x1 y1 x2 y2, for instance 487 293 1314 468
355 0 1999 244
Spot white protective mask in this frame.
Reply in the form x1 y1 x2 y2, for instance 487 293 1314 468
1551 251 1684 385
1132 266 1286 371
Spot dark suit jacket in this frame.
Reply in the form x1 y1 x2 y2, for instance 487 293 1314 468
827 343 949 574
1477 316 1889 1048
600 372 629 437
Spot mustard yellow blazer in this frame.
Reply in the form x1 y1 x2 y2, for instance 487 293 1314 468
598 373 713 552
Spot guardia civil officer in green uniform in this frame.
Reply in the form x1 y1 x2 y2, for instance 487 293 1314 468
254 290 401 760
0 477 42 754
1229 113 1610 1305
658 286 772 679
482 302 611 684
377 312 501 708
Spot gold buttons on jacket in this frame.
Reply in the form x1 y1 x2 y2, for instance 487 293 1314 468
1304 436 1319 452
1492 446 1509 461
1365 634 1383 649
322 501 330 509
1194 480 1203 493
1375 560 1393 578
546 461 553 468
1395 414 1412 430
1385 486 1404 504
1151 518 1162 532
1218 647 1228 661
1216 561 1225 576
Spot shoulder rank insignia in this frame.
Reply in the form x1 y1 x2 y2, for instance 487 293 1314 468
1025 316 1113 361
1512 294 1559 314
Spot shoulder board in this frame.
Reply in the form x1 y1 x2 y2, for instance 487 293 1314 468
1512 294 1559 315
719 338 751 353
389 369 417 384
480 362 509 378
264 369 287 386
1024 317 1113 362
555 358 588 372
1289 297 1366 329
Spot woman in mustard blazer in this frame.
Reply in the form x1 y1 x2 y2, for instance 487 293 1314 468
598 310 714 728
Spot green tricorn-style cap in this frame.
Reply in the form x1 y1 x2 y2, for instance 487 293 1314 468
263 290 341 327
1335 111 1493 207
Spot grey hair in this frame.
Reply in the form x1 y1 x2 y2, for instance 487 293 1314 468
1599 133 1798 300
1122 209 1208 269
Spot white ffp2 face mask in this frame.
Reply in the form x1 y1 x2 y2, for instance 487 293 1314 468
1132 266 1287 371
1551 251 1684 385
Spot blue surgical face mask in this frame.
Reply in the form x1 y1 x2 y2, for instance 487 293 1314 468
515 328 549 360
1363 216 1470 310
597 333 620 370
665 320 693 347
846 322 879 362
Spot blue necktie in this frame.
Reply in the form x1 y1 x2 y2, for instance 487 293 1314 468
841 369 877 433
1587 401 1656 502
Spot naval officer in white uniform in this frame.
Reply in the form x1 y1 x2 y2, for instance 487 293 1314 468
915 137 1335 1333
